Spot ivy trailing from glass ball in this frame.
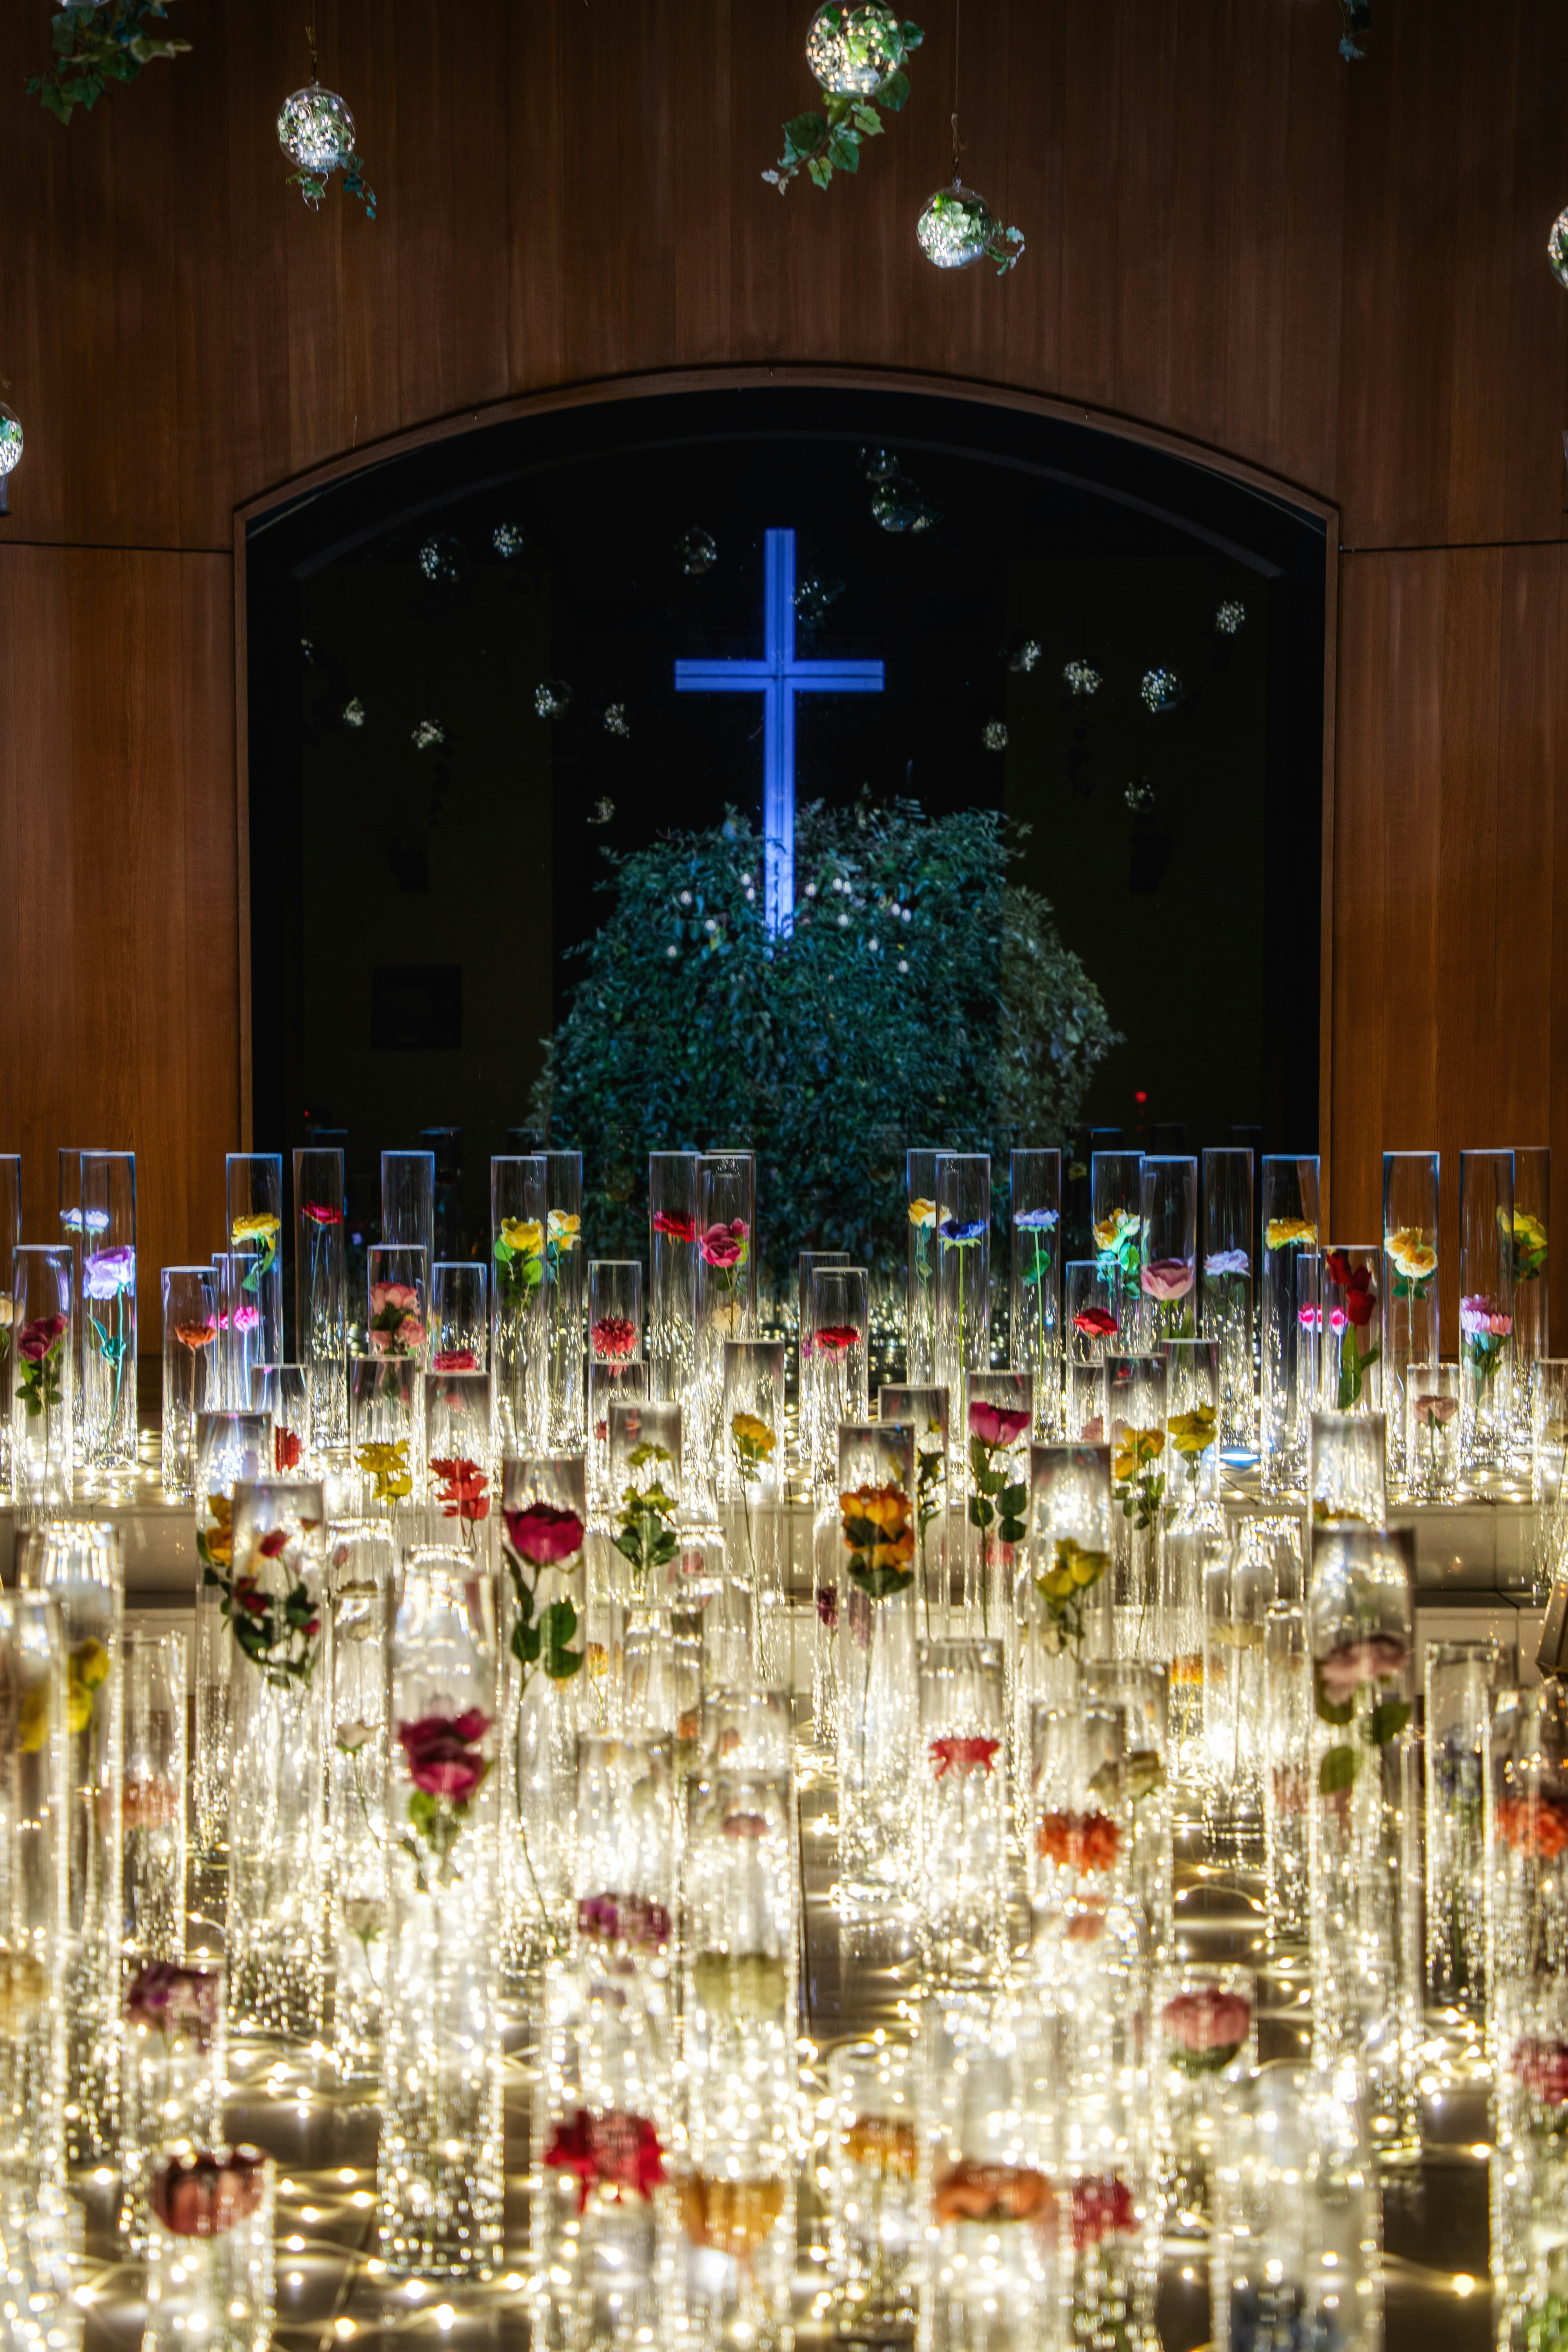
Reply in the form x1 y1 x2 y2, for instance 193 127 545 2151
277 75 377 218
29 0 189 127
764 6 924 195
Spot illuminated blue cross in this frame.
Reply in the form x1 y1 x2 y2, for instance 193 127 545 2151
674 528 884 935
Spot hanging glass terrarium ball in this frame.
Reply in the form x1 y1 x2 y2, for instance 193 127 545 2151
917 180 996 270
1140 667 1184 713
0 406 22 477
806 3 905 95
1549 205 1568 289
417 534 468 588
277 78 357 176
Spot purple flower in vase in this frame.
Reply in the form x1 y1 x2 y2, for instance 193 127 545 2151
815 1584 839 1631
1204 1249 1250 1278
82 1245 135 1301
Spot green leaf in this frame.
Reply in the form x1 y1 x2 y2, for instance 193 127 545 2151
881 67 911 109
783 110 827 162
1000 1481 1028 1517
852 103 883 136
900 22 924 50
1319 1744 1358 1795
1313 1668 1356 1727
826 130 861 173
1368 1699 1412 1746
807 156 833 188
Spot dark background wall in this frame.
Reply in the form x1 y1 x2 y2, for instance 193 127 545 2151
0 0 1564 1346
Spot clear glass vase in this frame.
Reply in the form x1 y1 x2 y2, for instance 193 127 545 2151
1534 1358 1568 1607
1009 1148 1061 1439
1259 1154 1321 1498
192 1412 268 1864
1201 1145 1254 1460
1308 1406 1388 1533
798 1249 851 1485
1163 1336 1222 1530
1262 1599 1311 1949
880 1384 953 1642
294 1144 347 1453
1064 1258 1116 1440
381 1147 436 1270
1381 1148 1440 1491
350 1352 421 1532
0 1154 18 1499
1156 1960 1256 2239
142 2146 275 2352
120 1961 225 2254
1423 1637 1504 2024
423 1368 493 1554
0 1587 68 2189
10 1245 73 1520
720 1339 787 1682
933 1155 990 1405
1091 1147 1145 1331
328 1522 394 2088
694 1153 757 1494
250 1361 309 1478
122 1630 187 1963
1104 1353 1167 1658
1405 1360 1461 1500
379 1546 503 2278
572 1733 675 2045
498 1456 587 1977
826 2036 920 2341
1460 1147 1517 1478
1202 1533 1270 1864
544 1149 586 1452
223 1481 329 2040
20 1520 122 2165
1019 1441 1110 1751
589 1258 643 1374
160 1266 218 1503
648 1150 700 1410
905 1149 940 1386
837 1423 918 1908
1081 1659 1173 1966
491 1154 549 1456
1307 1524 1419 2156
608 1401 682 1615
225 1154 284 1368
431 1260 488 1373
1210 2062 1382 2352
915 1637 1007 1989
1509 1143 1550 1461
962 1370 1031 1644
1138 1153 1198 1347
79 1149 137 1480
1321 1242 1382 1416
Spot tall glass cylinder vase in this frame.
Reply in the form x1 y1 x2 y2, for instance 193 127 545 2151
1405 1361 1461 1501
1202 1534 1270 1862
1259 1155 1321 1498
1009 1149 1061 1439
120 1962 227 2253
0 1154 18 1497
933 1156 990 1405
1307 1524 1419 2155
1202 1146 1254 1460
826 2036 920 2344
11 1246 72 1520
431 1261 488 1372
649 1150 699 1409
1020 1442 1111 1750
497 1457 587 1977
350 1354 421 1533
78 1150 136 1478
1262 1601 1311 1949
880 1384 951 1642
58 1145 84 1453
1091 1147 1145 1327
381 1148 436 1273
1381 1150 1439 1491
1460 1147 1516 1478
1308 1407 1388 1532
160 1266 217 1502
122 1630 187 1963
328 1522 394 2089
1065 1260 1116 1439
20 1520 123 2165
294 1145 347 1452
721 1340 786 1682
216 1252 265 1419
379 1548 503 2278
588 1258 642 1376
906 1150 940 1386
225 1154 284 1368
1423 1637 1503 2024
1156 1960 1256 2242
798 1250 850 1488
1081 1659 1173 1964
1105 1353 1167 1659
589 1357 646 1517
1509 1144 1550 1459
544 1149 586 1451
837 1423 917 1908
141 2145 275 2352
962 1371 1031 1644
192 1413 268 1864
1488 1683 1568 2350
572 1732 675 2025
808 1268 870 1489
223 1481 328 2040
0 1587 67 2188
491 1155 548 1457
695 1153 756 1492
1210 2064 1383 2352
252 1362 309 1478
1163 1336 1222 1531
1138 1154 1198 1346
1320 1243 1382 1417
915 1638 1006 1989
424 1369 492 1556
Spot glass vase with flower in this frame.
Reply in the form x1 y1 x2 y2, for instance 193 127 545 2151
1009 1148 1061 1438
214 1252 265 1417
217 1481 328 2040
192 1413 268 1864
648 1149 699 1412
1064 1260 1116 1441
1321 1244 1382 1416
543 1150 586 1452
933 1154 990 1406
798 1248 851 1484
379 1546 503 2278
0 1155 18 1496
905 1149 940 1385
120 1960 225 2254
694 1152 756 1494
1021 1441 1111 1746
491 1155 548 1456
1105 1353 1167 1658
121 1629 187 1964
142 2146 275 2352
589 1259 643 1376
294 1144 347 1452
1081 1659 1173 1965
328 1522 394 2089
1308 1406 1388 1537
1381 1149 1440 1491
0 1587 68 2191
225 1153 284 1368
350 1353 420 1534
879 1384 951 1639
1422 1637 1505 2025
430 1261 488 1373
251 1362 309 1477
10 1245 72 1519
160 1266 217 1503
826 2037 920 2344
1201 1146 1254 1459
609 1401 682 1614
1156 1961 1256 2241
79 1149 137 1479
1402 1361 1461 1501
722 1340 786 1681
1163 1336 1222 1532
963 1372 1031 1645
424 1368 492 1554
1259 1155 1320 1497
1138 1154 1198 1348
498 1457 586 1975
1210 2064 1383 2352
1460 1147 1516 1479
572 1731 676 2039
837 1422 918 1907
1092 1148 1145 1332
1307 1523 1420 2156
915 1637 1007 1989
1508 1145 1550 1461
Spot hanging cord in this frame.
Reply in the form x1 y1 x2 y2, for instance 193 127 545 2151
950 0 965 178
306 18 318 81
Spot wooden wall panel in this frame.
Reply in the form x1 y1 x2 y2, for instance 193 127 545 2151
0 0 1564 1289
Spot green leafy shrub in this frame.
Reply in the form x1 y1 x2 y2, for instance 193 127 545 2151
534 799 1117 1286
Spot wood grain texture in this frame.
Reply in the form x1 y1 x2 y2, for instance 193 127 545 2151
0 0 1563 1305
